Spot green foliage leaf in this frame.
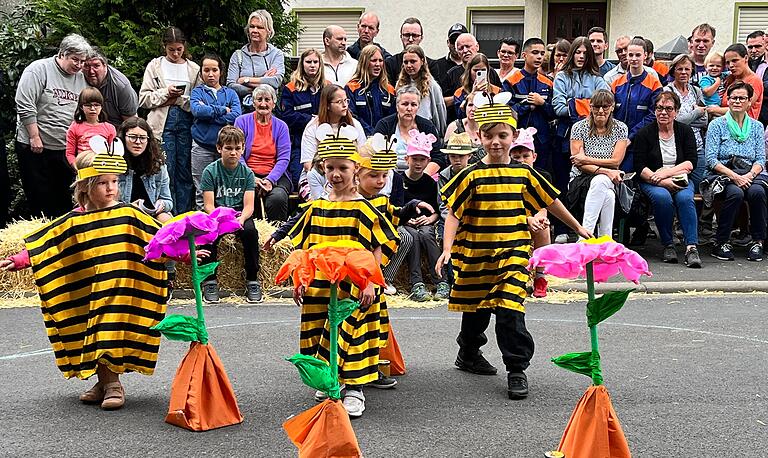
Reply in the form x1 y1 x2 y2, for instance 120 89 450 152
285 354 341 400
192 261 219 287
329 298 359 327
552 351 603 384
586 289 633 327
151 314 208 342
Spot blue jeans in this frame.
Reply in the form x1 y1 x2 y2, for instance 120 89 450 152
689 148 706 192
640 181 698 247
714 182 767 244
163 107 194 214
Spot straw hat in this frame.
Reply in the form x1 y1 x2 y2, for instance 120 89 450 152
440 132 476 155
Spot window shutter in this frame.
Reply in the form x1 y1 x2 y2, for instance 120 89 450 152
294 10 361 56
737 7 768 43
470 10 524 26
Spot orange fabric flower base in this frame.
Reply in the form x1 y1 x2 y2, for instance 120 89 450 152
380 328 406 376
165 342 244 431
283 399 362 458
558 385 631 458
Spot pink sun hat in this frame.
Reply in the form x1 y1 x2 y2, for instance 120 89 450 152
510 127 538 152
405 129 437 158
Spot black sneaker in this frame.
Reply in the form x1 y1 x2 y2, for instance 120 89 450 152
202 280 220 303
747 242 763 262
455 351 498 375
246 280 264 303
366 372 397 389
684 247 702 268
662 245 678 263
507 372 529 399
711 243 734 261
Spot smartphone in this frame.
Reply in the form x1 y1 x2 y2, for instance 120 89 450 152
475 69 487 83
175 84 187 92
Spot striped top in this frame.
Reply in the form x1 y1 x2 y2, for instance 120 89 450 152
288 197 399 256
441 162 559 313
24 203 167 379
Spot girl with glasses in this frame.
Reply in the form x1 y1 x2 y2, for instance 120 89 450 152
66 87 116 168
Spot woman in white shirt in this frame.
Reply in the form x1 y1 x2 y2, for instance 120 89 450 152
139 26 201 213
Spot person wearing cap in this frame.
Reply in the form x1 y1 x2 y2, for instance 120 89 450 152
437 92 591 400
400 129 450 302
286 124 400 418
347 12 391 60
0 142 170 411
437 132 476 238
510 127 553 298
384 17 440 88
433 23 468 93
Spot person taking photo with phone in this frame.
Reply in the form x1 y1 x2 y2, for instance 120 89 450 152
453 53 499 120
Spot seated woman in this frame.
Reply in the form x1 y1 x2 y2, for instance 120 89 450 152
634 92 701 267
452 53 500 120
373 85 446 175
234 84 291 222
704 81 766 262
567 89 628 238
345 44 395 135
118 117 174 223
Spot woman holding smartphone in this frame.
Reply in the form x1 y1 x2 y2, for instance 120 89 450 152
139 26 201 214
453 53 499 120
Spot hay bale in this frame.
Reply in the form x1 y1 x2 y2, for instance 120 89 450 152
174 219 293 294
0 218 48 292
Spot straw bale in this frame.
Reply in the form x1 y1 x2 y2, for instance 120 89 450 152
0 218 48 292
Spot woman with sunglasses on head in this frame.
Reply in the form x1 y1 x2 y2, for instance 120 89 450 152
703 81 766 262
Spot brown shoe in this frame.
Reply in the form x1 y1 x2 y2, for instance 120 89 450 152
79 382 104 404
100 382 125 410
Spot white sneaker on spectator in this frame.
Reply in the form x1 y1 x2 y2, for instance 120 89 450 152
384 283 396 295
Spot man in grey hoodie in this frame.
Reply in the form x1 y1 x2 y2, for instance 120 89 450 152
15 33 91 218
227 9 285 100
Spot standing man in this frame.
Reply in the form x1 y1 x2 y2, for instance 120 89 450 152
643 38 669 82
588 26 615 76
496 37 520 81
746 30 768 126
690 23 716 84
322 25 358 86
433 23 467 93
604 35 658 84
83 49 138 129
346 12 391 60
442 33 504 119
385 17 439 83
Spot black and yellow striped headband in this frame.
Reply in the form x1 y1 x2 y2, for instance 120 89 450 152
76 136 127 181
361 133 397 171
316 123 360 160
473 91 517 128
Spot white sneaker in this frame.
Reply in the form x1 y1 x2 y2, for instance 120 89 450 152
314 383 345 402
342 389 365 417
384 283 396 295
554 234 569 244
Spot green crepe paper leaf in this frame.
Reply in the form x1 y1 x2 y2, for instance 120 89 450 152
192 261 220 286
329 298 359 327
552 351 594 378
151 314 208 342
286 354 341 400
586 289 633 327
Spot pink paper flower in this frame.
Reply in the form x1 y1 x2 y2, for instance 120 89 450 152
144 208 242 260
529 237 651 283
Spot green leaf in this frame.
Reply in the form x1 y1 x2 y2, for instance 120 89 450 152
329 298 359 327
552 351 603 384
150 314 207 342
586 289 633 327
192 261 219 286
285 354 341 399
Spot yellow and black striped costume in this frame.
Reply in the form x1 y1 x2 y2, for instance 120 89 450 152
441 162 559 313
24 203 168 379
288 197 399 385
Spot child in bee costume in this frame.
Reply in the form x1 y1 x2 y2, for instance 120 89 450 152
437 92 591 400
287 124 399 418
1 136 168 411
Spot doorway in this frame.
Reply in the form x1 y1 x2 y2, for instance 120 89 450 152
547 2 607 43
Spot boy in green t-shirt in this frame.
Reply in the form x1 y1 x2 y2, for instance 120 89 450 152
199 125 261 303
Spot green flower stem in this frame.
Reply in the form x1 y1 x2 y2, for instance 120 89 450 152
586 261 602 385
187 235 208 344
329 283 339 385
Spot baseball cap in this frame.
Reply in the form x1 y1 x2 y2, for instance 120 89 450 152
448 23 468 41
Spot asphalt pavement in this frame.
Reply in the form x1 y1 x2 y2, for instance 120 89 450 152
1 294 767 457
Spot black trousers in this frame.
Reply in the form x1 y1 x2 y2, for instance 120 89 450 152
457 308 534 373
16 141 74 218
201 216 260 282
